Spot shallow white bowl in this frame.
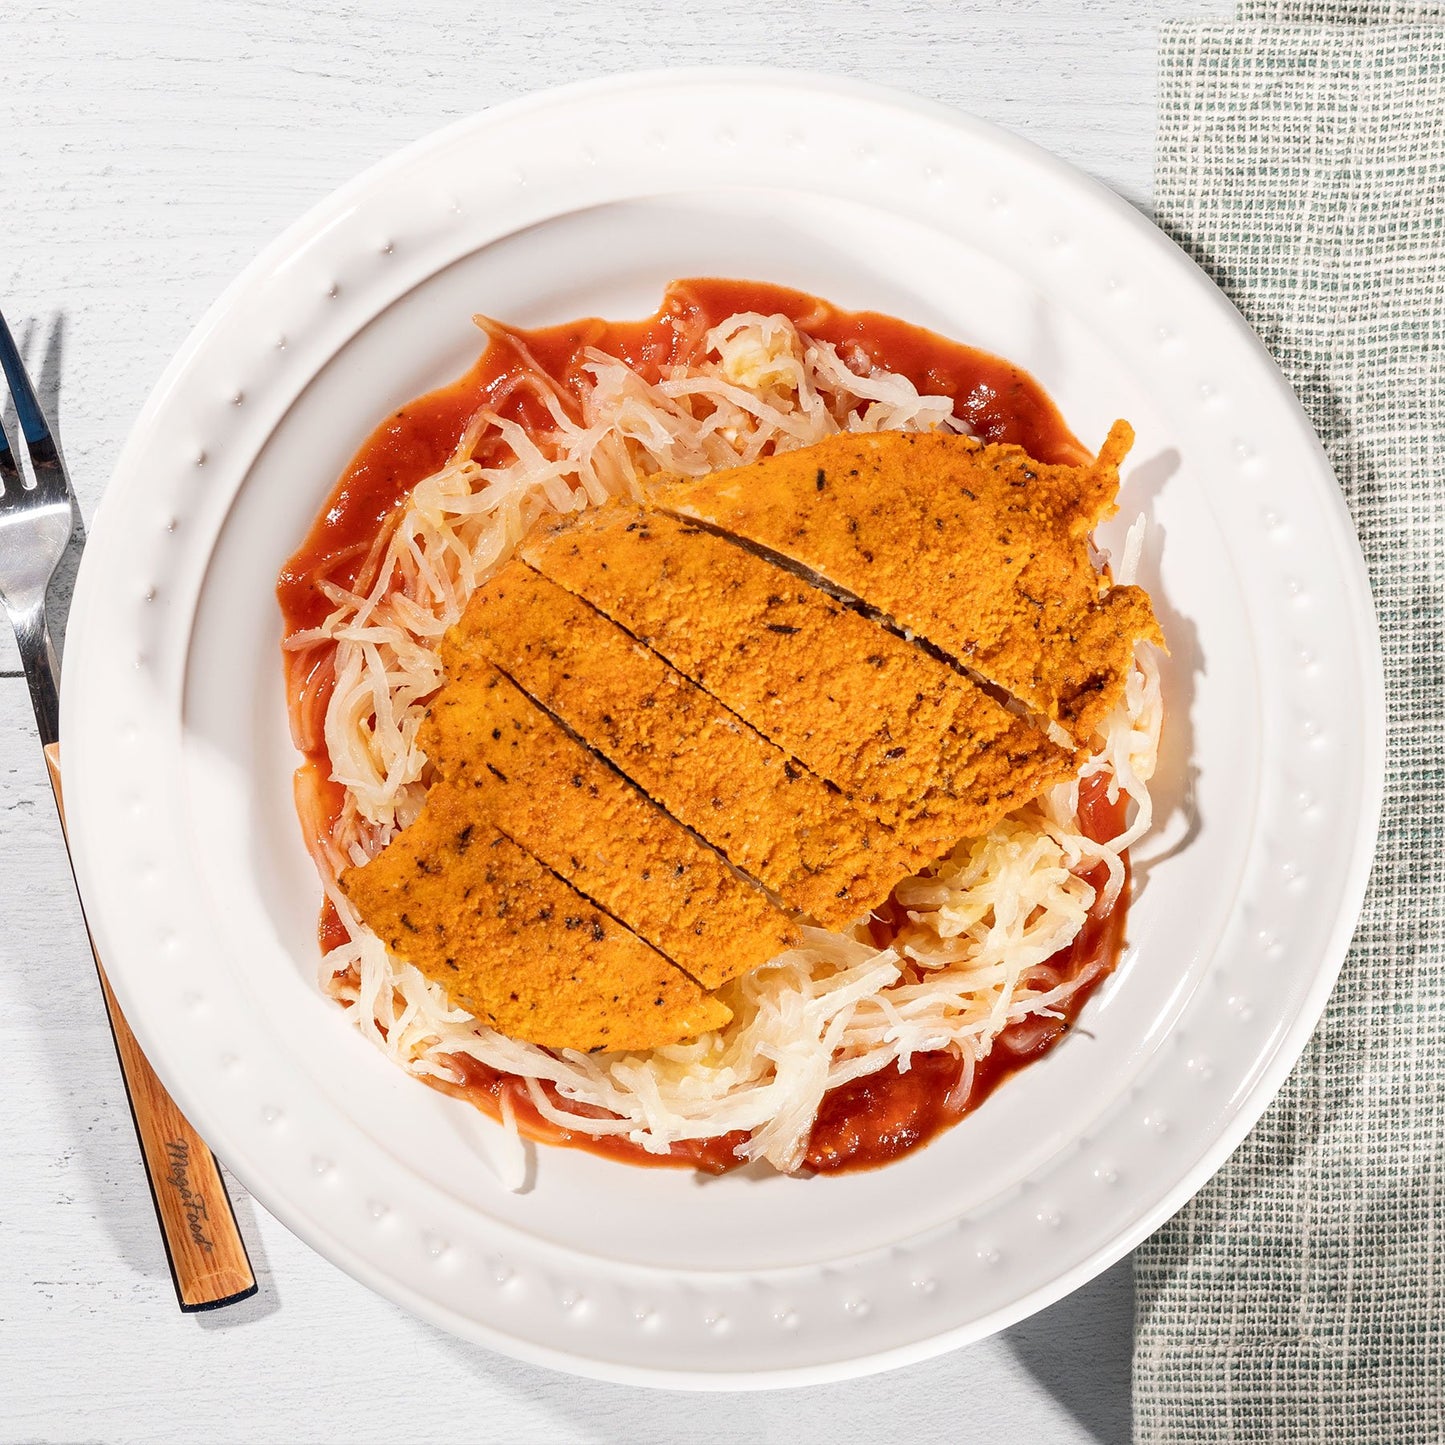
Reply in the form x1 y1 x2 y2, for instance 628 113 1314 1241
61 70 1384 1386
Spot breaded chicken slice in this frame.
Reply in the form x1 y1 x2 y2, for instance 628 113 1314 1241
447 563 928 928
521 504 958 812
340 787 730 1053
421 662 801 989
655 423 1162 743
520 504 1075 834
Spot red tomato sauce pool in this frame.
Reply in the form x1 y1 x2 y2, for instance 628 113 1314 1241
279 278 1126 1176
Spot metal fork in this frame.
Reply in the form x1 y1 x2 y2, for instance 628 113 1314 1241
0 319 67 744
0 310 257 1312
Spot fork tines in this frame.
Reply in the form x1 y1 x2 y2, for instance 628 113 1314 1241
0 410 19 493
0 311 67 501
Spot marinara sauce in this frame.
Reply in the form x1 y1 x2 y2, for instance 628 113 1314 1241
278 278 1128 1176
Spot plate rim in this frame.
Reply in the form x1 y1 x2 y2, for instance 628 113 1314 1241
60 65 1387 1388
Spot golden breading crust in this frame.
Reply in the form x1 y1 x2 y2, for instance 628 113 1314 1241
520 504 961 814
339 786 731 1053
920 706 1081 836
420 662 802 989
522 503 1077 845
657 422 1163 743
447 563 945 928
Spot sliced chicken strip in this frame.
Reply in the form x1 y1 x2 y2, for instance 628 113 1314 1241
421 662 801 989
341 786 730 1053
656 422 1162 743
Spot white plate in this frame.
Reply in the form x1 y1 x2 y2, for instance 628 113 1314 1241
62 70 1384 1387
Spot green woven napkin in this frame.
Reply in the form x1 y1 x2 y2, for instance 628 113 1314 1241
1133 8 1445 1441
1239 1 1445 19
1231 0 1445 18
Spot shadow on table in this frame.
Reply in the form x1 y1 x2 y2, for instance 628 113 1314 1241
1005 1255 1134 1442
423 1257 1133 1443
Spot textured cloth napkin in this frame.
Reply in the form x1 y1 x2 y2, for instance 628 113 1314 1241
1133 4 1445 1440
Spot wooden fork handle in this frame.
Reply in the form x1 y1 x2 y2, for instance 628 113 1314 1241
44 743 258 1312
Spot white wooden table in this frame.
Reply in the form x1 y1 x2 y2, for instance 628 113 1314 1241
1 3 1228 1438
